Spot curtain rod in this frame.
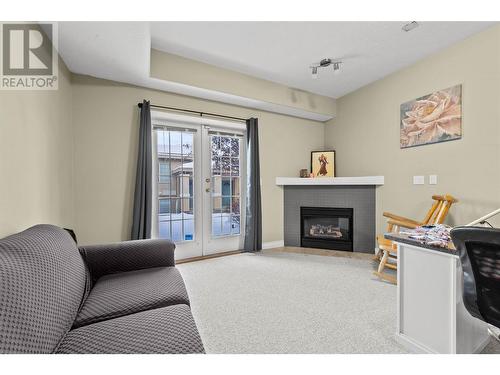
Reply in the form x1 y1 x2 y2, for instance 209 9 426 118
137 102 248 122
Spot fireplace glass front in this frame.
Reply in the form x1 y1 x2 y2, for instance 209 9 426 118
300 207 353 251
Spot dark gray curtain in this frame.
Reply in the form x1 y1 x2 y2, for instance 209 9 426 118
131 100 153 240
244 118 262 252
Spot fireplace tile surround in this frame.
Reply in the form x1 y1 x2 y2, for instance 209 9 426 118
283 185 377 253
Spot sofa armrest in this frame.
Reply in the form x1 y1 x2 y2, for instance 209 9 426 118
79 239 176 282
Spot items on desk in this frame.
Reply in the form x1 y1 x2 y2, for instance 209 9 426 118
374 194 458 284
400 224 452 248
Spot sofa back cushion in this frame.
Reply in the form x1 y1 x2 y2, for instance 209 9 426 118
0 225 87 353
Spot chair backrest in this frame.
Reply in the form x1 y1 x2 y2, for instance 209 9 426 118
450 226 500 329
422 194 458 225
0 225 87 353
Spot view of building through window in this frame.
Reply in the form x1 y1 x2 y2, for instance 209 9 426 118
155 129 242 242
210 134 241 237
156 129 194 241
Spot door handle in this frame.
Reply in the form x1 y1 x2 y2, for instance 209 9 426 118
206 188 210 193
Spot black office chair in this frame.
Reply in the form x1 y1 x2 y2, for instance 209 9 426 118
451 226 500 341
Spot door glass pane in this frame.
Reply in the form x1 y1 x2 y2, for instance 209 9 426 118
221 177 231 196
212 215 222 236
231 215 240 235
212 176 221 197
221 196 231 213
170 198 181 216
183 220 194 241
232 197 240 215
159 199 170 214
211 136 221 156
221 157 231 176
230 138 239 157
157 130 169 154
170 131 182 155
221 214 231 235
211 134 242 237
211 157 221 175
159 219 171 239
182 132 193 158
212 197 222 214
221 137 231 156
171 220 182 242
181 198 193 219
231 177 240 196
231 158 239 176
159 161 170 182
155 128 195 242
158 180 172 197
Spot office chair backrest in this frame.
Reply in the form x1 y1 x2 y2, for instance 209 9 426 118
450 226 500 329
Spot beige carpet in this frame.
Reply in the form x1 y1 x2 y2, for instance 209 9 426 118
178 251 499 354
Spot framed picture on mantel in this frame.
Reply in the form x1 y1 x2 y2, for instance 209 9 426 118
311 150 336 177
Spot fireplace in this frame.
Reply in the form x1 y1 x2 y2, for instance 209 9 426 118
300 207 353 251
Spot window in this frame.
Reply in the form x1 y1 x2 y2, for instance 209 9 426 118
210 134 241 237
155 128 195 242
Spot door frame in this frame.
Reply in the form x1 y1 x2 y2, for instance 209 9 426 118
201 124 246 256
151 110 246 260
151 119 203 260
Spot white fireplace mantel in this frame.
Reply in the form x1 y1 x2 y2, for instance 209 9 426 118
275 176 384 186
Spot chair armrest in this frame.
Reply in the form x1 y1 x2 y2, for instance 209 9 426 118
382 212 421 227
79 239 176 282
387 219 420 230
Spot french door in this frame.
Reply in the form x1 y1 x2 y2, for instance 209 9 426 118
152 114 246 260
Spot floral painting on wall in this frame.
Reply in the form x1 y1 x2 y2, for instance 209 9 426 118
400 84 462 148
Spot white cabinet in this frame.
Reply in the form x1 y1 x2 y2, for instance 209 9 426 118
395 241 490 353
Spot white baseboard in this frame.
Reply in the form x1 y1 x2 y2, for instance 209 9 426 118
262 240 285 249
395 333 436 353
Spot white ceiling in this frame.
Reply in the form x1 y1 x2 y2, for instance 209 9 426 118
57 22 496 121
57 22 333 121
151 21 495 98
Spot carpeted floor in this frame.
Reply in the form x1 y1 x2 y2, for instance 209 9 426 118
178 250 500 354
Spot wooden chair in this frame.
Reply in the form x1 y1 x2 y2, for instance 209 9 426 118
374 194 458 284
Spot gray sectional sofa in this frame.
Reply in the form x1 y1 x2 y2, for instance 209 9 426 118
0 224 205 354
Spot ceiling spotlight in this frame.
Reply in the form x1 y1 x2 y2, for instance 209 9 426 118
333 62 341 75
311 66 318 79
402 21 419 32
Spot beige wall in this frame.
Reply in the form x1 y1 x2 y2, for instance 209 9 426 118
325 25 500 237
0 58 74 238
71 75 325 245
4 25 498 249
151 49 337 118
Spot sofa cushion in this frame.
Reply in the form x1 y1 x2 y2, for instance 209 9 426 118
0 225 87 353
73 266 189 328
57 304 204 354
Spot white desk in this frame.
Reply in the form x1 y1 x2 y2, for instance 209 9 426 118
388 234 491 353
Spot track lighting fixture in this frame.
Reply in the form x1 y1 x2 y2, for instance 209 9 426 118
310 58 342 79
402 21 419 32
